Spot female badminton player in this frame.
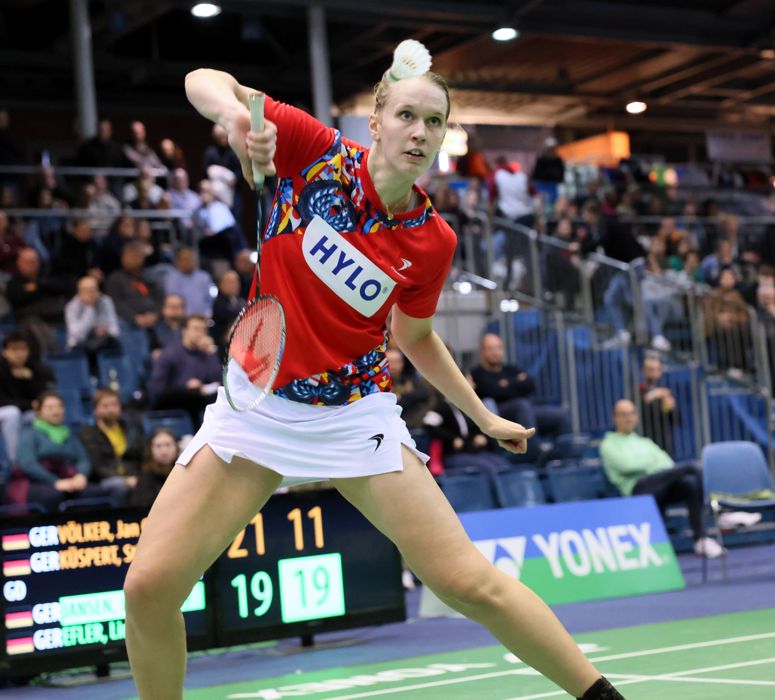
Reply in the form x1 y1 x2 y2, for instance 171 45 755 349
123 41 623 700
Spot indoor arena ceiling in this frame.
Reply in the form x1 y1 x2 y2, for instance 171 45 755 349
3 0 775 133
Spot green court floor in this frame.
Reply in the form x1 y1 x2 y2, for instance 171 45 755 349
180 608 775 699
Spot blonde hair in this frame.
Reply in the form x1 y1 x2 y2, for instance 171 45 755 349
373 71 451 120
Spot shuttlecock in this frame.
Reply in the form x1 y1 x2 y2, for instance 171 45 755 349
388 39 432 82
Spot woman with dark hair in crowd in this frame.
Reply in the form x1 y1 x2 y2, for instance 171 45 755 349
131 428 179 508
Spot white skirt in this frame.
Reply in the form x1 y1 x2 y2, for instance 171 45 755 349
177 361 428 485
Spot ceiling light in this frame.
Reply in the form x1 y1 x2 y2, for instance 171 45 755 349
191 3 221 18
492 27 519 42
760 48 775 60
626 101 647 114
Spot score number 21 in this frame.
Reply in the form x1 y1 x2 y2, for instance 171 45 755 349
228 506 325 558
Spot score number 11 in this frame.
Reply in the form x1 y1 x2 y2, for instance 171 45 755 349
228 507 325 559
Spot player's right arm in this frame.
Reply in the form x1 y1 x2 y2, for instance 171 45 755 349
185 68 276 185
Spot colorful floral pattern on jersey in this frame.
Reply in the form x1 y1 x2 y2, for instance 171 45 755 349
267 130 433 240
272 338 391 406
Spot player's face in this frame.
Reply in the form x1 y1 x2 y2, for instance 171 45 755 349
371 77 447 179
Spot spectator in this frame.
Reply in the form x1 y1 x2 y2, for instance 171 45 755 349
202 123 242 216
6 391 105 512
104 241 162 330
545 215 581 311
704 266 751 374
75 118 130 170
148 314 221 426
167 168 201 234
234 248 255 298
211 271 244 352
600 399 723 558
7 248 68 349
700 239 738 287
84 174 121 237
52 218 103 294
151 294 186 354
638 355 678 457
387 348 435 452
193 179 241 266
124 164 167 210
0 331 55 462
100 214 136 276
28 165 74 208
531 137 565 207
469 333 570 438
79 389 145 505
130 428 179 507
158 138 186 174
425 396 512 476
124 121 162 170
0 209 28 274
65 276 121 360
164 246 214 317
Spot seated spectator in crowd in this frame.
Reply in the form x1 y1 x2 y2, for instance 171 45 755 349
203 123 243 218
234 248 256 298
424 397 512 476
545 215 581 310
148 315 221 426
124 120 162 170
194 179 241 266
75 118 130 171
65 276 121 365
151 294 186 355
7 248 68 351
167 168 201 234
84 174 121 237
159 138 187 175
104 241 162 331
28 164 74 208
638 354 678 457
600 399 723 558
6 391 105 512
0 209 28 274
703 266 751 374
52 218 103 294
164 246 214 318
211 270 244 353
700 238 738 287
130 428 179 508
100 214 136 276
0 331 55 462
125 165 168 210
80 389 145 505
469 333 569 438
387 348 435 452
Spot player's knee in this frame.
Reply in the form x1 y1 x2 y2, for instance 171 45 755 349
432 561 504 615
124 562 184 620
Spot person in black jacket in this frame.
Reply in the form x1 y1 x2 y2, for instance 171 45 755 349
211 270 244 354
79 388 145 505
51 218 103 295
0 331 55 461
130 428 179 508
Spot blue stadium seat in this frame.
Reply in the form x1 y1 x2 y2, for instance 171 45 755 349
59 388 87 430
702 441 775 511
536 433 593 468
47 351 93 398
545 460 609 502
437 470 497 513
118 321 152 381
142 410 194 440
493 469 545 508
96 350 140 404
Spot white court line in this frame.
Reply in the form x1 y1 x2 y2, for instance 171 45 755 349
504 657 775 700
279 632 775 700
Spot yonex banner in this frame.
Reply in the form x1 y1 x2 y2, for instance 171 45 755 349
421 496 684 615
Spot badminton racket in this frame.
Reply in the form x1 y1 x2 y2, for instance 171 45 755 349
223 93 286 412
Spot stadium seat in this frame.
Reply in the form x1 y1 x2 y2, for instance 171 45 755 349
701 441 775 580
96 350 140 404
47 351 93 399
118 321 152 380
536 433 593 468
493 468 545 508
142 410 194 439
437 470 497 513
545 460 609 502
59 387 87 430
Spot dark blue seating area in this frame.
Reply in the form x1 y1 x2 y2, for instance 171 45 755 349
142 409 194 439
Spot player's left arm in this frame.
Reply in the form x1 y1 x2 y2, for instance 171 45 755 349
391 306 535 453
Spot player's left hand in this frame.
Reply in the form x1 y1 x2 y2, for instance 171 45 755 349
479 413 535 454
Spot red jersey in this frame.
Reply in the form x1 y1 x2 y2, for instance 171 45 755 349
258 96 457 405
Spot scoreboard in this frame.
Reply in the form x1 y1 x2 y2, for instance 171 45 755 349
0 489 405 675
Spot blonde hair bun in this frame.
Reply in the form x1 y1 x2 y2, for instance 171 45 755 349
388 39 432 82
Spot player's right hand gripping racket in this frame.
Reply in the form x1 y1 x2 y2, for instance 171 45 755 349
223 93 286 412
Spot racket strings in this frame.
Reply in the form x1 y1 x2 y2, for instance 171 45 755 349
228 297 285 391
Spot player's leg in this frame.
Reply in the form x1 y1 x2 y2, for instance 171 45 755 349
124 446 283 700
332 447 606 698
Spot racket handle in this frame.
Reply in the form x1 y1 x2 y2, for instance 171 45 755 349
249 92 266 189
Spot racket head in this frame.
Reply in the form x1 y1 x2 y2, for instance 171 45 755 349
223 294 286 412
